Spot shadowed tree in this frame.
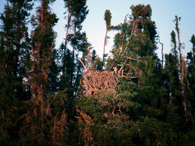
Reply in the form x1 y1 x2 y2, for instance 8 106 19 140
186 34 195 129
63 0 89 74
0 0 33 101
61 0 89 100
22 1 58 144
29 0 58 102
0 1 33 144
190 34 195 67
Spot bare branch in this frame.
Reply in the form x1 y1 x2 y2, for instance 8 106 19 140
125 56 142 62
80 70 119 95
77 58 87 70
122 18 140 54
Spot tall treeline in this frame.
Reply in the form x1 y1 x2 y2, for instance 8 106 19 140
0 1 195 146
0 0 33 144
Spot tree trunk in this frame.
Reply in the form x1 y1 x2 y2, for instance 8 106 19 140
103 29 108 61
63 8 71 75
181 56 194 129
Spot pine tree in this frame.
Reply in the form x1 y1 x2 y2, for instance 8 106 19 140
86 49 103 71
164 30 180 105
163 17 195 143
60 0 89 97
63 0 89 71
0 0 33 100
0 1 33 144
0 3 16 106
191 35 195 67
186 34 195 127
103 9 112 61
29 0 57 101
59 43 74 96
75 4 176 145
47 48 60 94
188 35 195 98
21 0 58 144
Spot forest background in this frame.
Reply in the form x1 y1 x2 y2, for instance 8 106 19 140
0 0 195 146
1 0 195 58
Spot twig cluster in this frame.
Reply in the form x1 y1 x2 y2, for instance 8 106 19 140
82 70 119 95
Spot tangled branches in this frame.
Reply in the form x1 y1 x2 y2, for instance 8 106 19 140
81 70 119 95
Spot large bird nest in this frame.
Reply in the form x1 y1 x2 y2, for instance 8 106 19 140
82 70 119 95
78 58 119 95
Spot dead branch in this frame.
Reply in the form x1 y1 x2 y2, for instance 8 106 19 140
122 18 140 54
81 70 119 95
77 58 87 70
125 56 142 62
79 18 142 95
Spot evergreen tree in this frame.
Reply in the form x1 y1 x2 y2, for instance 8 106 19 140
47 48 60 94
0 1 33 144
19 0 59 144
163 30 180 105
186 34 195 126
0 0 33 101
174 16 182 65
163 16 194 143
188 35 195 100
0 1 195 145
190 34 195 67
58 43 74 96
86 49 103 71
75 4 176 145
60 0 89 97
29 0 57 101
103 9 112 61
63 0 89 69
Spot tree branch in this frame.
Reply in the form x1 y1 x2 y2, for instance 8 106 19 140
77 58 87 70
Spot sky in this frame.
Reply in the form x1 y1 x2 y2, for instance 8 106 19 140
0 0 195 60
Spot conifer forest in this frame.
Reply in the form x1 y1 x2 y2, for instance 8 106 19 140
1 0 195 145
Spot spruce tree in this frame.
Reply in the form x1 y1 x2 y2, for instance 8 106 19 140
47 48 60 94
103 9 112 61
164 30 180 105
29 0 57 101
0 1 32 144
75 4 175 145
186 34 195 127
58 43 74 95
20 0 58 144
60 0 89 97
0 0 33 101
63 0 89 70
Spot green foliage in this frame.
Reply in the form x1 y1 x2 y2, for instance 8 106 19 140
64 0 88 26
76 89 137 145
104 10 112 31
62 0 90 99
130 4 152 19
171 31 177 55
110 4 158 82
0 0 33 101
103 9 112 61
0 1 33 144
0 1 195 145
